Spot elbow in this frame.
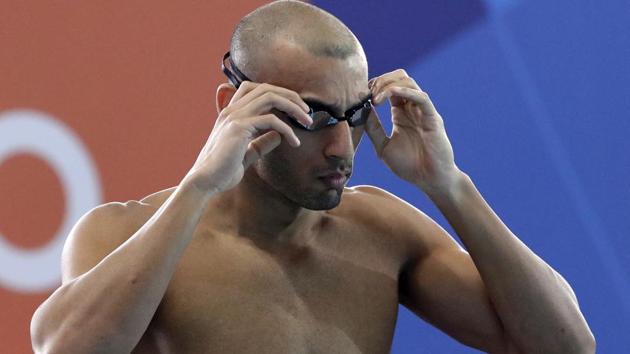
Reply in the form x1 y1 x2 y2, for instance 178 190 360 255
31 297 130 354
31 288 83 354
525 321 595 354
577 329 596 354
31 309 58 354
31 301 53 354
32 318 86 354
32 339 64 354
31 303 68 354
561 325 596 354
573 311 596 354
32 334 78 354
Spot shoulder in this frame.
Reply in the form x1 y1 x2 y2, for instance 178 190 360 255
76 186 177 238
60 186 177 283
340 184 409 211
340 185 433 230
339 185 451 260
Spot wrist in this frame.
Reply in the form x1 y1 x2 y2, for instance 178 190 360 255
179 175 221 201
419 169 471 204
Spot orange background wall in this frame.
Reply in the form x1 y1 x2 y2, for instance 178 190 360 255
0 1 268 352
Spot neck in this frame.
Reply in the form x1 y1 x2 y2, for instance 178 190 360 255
205 169 321 247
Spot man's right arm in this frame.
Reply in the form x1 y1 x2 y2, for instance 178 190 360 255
30 182 216 354
30 81 313 354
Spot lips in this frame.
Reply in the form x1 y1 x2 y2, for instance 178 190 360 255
317 172 350 189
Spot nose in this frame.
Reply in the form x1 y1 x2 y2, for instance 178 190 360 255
322 121 354 161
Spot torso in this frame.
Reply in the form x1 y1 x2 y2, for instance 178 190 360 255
128 186 412 354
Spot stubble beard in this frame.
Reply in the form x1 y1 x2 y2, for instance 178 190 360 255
254 154 344 211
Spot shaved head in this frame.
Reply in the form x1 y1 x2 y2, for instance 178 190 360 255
229 0 366 81
222 1 370 211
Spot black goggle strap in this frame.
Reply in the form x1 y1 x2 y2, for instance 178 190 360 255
222 51 251 88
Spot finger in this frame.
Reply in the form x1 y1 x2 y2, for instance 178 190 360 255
374 86 438 116
242 91 313 127
231 82 311 114
371 77 417 107
387 76 420 91
370 69 408 88
243 130 282 169
369 69 412 96
372 77 420 104
246 113 301 147
363 109 390 158
229 81 261 104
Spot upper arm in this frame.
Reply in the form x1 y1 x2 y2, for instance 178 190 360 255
60 201 145 284
353 185 517 353
400 241 516 352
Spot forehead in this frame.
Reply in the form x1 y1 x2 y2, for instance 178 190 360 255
257 42 369 111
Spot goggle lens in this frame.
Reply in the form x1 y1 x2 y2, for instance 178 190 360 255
300 101 371 131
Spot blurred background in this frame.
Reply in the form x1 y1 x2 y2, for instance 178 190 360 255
1 1 628 353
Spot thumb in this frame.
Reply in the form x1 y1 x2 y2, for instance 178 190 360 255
364 109 390 158
242 130 282 169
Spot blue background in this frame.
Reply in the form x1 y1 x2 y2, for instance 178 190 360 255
314 1 629 353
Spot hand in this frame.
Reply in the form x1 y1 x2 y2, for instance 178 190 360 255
365 69 461 193
182 82 313 193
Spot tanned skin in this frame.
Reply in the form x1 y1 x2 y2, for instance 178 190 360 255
31 2 594 353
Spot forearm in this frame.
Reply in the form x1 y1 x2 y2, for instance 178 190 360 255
32 182 216 354
426 171 594 353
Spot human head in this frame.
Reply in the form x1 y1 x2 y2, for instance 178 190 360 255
217 0 370 210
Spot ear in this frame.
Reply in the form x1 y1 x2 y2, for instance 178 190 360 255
216 83 237 114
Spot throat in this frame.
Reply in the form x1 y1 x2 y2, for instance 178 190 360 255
202 180 326 249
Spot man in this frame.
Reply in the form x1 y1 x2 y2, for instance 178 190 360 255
31 1 594 353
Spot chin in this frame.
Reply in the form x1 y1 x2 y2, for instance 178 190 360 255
300 188 344 210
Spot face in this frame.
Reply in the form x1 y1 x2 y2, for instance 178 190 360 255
251 42 370 210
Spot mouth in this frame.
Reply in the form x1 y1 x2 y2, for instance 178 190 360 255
317 171 351 189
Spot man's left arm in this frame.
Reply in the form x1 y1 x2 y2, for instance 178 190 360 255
428 170 592 353
364 69 595 353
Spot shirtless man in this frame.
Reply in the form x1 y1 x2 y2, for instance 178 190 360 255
30 1 594 353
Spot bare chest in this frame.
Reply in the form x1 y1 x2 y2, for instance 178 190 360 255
143 222 404 354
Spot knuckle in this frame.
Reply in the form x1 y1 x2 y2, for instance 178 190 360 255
236 82 248 92
217 111 231 123
261 91 276 99
259 113 275 123
261 91 280 105
288 90 302 102
395 68 408 76
258 113 276 125
225 119 237 129
226 119 245 130
240 81 254 90
219 106 233 118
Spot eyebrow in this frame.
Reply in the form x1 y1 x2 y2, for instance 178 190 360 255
302 93 372 116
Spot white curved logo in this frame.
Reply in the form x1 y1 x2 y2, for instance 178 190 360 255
0 109 102 293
